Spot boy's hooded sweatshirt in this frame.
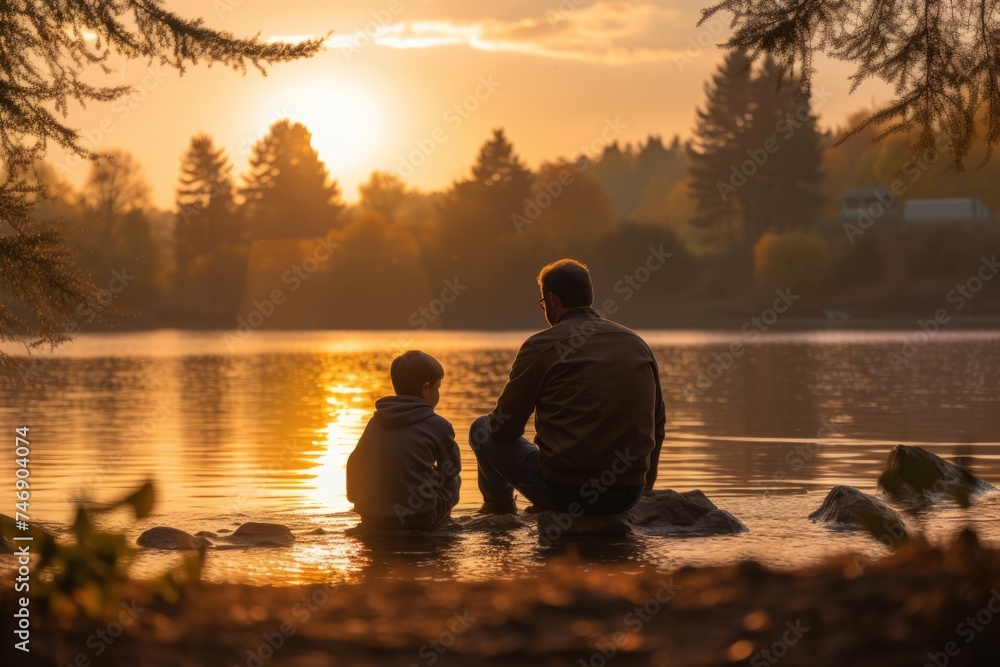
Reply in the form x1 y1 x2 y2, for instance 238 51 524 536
346 395 461 529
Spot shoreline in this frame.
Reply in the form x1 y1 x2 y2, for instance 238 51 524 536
3 531 999 666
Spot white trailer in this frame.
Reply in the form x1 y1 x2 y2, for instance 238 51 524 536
903 198 994 224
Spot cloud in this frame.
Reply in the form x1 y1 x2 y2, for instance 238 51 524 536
270 1 685 65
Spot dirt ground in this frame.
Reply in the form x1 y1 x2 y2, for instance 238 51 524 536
2 530 1000 667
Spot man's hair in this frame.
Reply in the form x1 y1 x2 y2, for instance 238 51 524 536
390 350 444 396
537 258 594 308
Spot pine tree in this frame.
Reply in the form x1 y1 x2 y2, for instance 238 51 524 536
0 2 324 378
689 52 825 245
688 50 754 244
470 128 533 208
700 0 1000 170
241 120 343 240
175 134 244 310
742 57 825 239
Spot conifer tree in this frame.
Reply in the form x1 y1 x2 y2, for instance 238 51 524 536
701 0 1000 169
0 2 324 377
241 120 343 240
176 134 243 310
688 50 755 243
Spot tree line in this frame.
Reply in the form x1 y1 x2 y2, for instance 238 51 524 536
22 52 1000 331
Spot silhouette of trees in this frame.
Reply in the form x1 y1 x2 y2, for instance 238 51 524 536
175 134 245 312
241 120 343 240
0 2 324 373
358 171 412 221
77 151 158 305
700 0 1000 170
690 52 824 246
688 50 755 244
81 151 152 236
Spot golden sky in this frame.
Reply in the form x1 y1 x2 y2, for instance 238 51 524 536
50 0 890 208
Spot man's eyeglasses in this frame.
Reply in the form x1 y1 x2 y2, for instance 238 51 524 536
538 297 546 309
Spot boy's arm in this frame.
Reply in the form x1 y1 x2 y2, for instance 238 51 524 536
437 421 462 481
489 342 544 441
645 359 667 490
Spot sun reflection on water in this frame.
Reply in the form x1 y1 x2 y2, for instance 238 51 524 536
298 384 372 514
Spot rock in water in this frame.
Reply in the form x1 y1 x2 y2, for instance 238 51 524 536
879 444 996 504
137 527 211 551
229 522 295 546
536 511 633 540
809 486 909 542
631 490 748 535
535 489 747 541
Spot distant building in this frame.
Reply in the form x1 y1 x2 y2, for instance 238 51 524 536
838 186 898 220
903 198 994 224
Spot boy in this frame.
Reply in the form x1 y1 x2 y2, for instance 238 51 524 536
346 350 461 530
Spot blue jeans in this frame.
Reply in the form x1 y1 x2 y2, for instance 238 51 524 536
468 415 645 514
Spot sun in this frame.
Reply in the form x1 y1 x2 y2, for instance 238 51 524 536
268 79 385 179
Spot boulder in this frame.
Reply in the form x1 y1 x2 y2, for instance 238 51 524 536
536 511 633 540
137 526 211 551
227 522 295 547
879 445 996 504
631 490 748 535
809 486 909 543
535 489 747 542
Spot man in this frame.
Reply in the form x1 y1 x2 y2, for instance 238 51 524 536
469 258 666 515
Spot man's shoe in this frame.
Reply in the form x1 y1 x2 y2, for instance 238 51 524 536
476 499 517 515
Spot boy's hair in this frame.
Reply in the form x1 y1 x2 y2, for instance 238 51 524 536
390 350 444 396
537 258 594 308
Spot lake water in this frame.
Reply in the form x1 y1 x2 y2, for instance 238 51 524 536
2 329 999 585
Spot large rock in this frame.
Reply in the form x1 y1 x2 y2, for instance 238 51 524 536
536 511 633 541
879 444 996 504
809 486 909 542
226 522 295 547
137 526 211 551
535 489 747 542
631 490 748 535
